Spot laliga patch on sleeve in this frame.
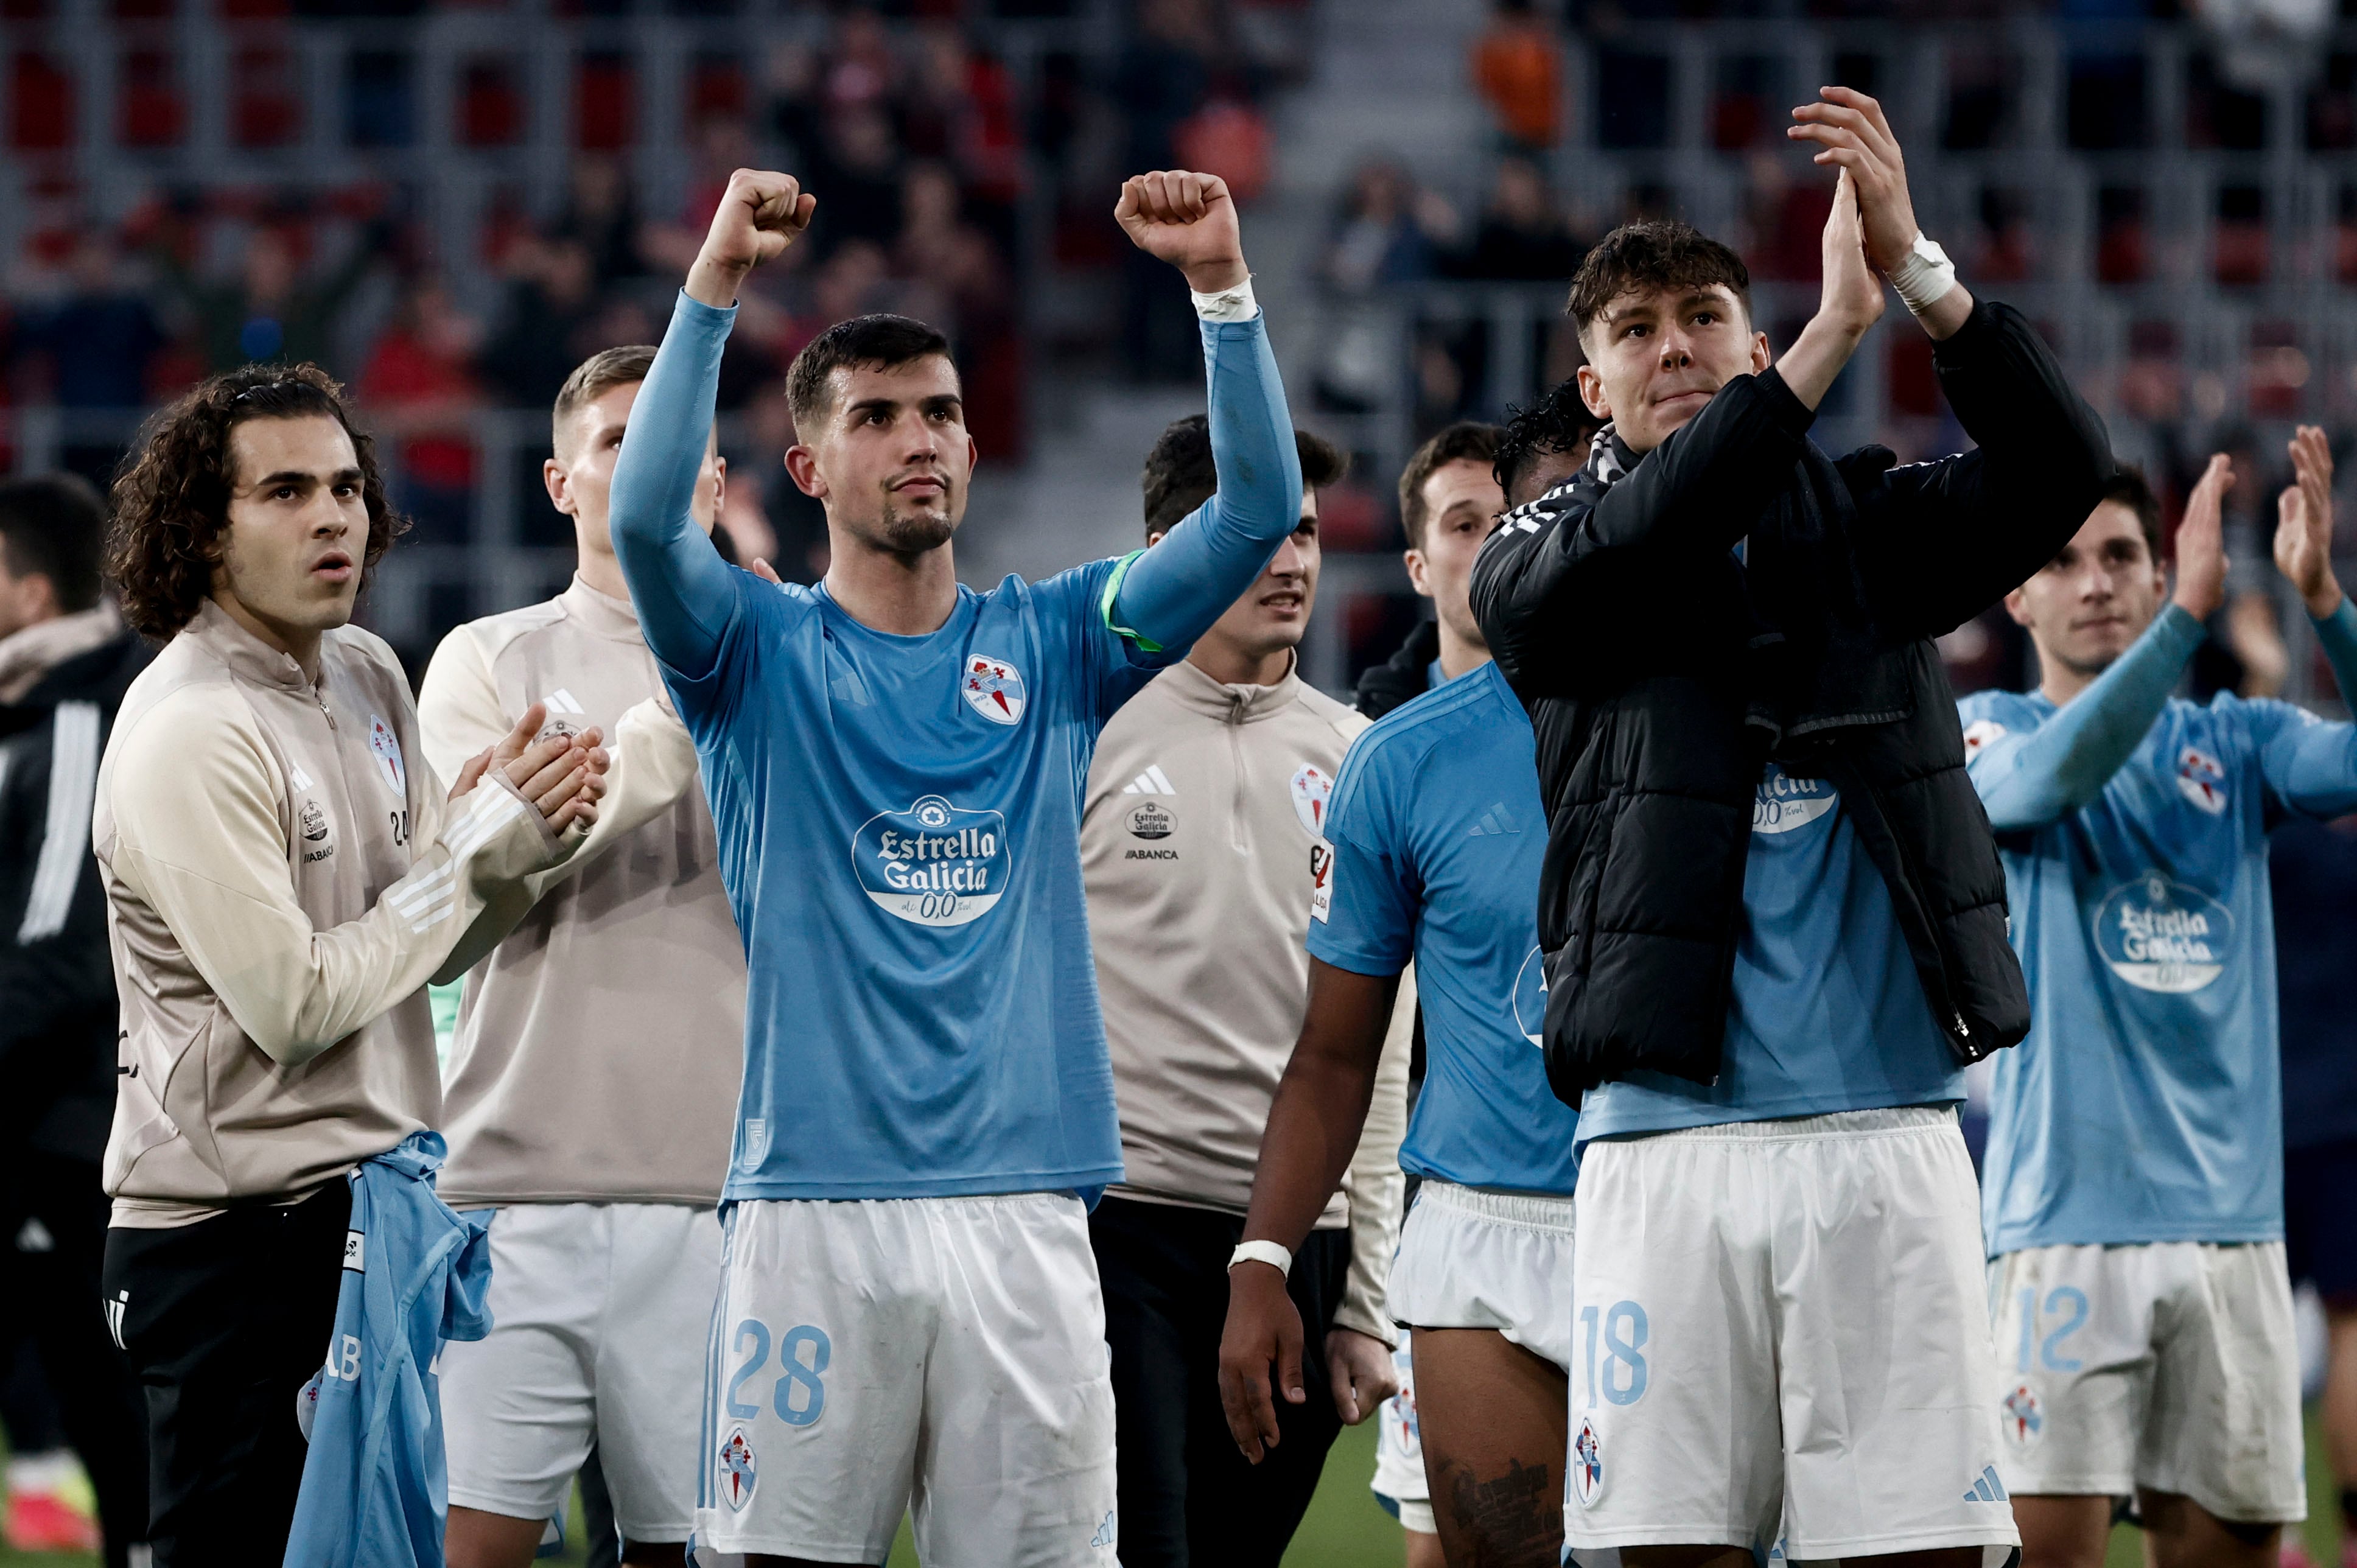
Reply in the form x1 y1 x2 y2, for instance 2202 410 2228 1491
1961 718 2006 759
1309 839 1334 923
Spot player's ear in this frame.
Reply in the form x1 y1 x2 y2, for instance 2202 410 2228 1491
783 444 827 501
2003 585 2034 628
1575 363 1611 422
1749 328 1771 374
1403 548 1431 597
1146 530 1169 550
544 457 575 516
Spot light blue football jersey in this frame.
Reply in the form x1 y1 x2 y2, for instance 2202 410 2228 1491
667 565 1161 1201
1307 662 1580 1195
1966 681 2357 1252
1575 761 1964 1144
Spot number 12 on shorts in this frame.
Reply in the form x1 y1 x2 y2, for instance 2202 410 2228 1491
1579 1301 1649 1409
2013 1286 2087 1374
726 1319 832 1427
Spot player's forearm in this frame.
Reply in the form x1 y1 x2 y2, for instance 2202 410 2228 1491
610 293 740 677
1978 606 2203 830
1107 303 1302 651
1241 963 1398 1253
1334 966 1415 1343
129 779 563 1063
2313 597 2357 712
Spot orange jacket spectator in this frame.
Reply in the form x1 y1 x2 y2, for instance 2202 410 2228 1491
1471 0 1561 151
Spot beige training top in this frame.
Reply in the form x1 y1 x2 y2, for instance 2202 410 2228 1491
97 600 583 1225
419 576 744 1209
1082 656 1414 1343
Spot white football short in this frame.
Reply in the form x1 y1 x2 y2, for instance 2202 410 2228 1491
694 1192 1119 1567
1386 1180 1577 1371
440 1202 723 1541
1986 1240 2305 1524
1370 1332 1434 1535
1566 1107 2019 1564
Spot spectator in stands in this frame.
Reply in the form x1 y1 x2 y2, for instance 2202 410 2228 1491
1449 156 1586 281
1322 160 1455 293
2274 813 2357 1568
1118 0 1218 379
808 108 907 257
1470 0 1562 153
158 225 379 375
12 234 168 490
359 278 486 547
553 155 646 290
479 237 601 409
0 474 153 1568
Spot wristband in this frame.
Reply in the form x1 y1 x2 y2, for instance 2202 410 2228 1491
1889 233 1957 316
1191 276 1259 323
1227 1239 1292 1277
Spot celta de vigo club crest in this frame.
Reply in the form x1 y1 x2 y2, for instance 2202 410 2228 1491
960 653 1026 725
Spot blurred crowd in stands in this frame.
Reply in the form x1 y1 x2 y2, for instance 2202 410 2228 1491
0 0 1301 581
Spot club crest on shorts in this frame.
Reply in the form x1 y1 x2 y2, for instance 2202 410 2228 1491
960 653 1026 725
716 1425 758 1511
1572 1416 1605 1508
2000 1382 2044 1450
2175 745 2229 814
1289 764 1333 836
366 715 406 800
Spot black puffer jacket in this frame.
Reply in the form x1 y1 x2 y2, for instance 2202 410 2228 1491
1471 300 2113 1101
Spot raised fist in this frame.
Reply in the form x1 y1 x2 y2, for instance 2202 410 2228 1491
688 170 816 306
1116 170 1249 296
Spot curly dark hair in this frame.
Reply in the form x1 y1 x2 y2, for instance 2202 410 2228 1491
105 363 404 640
1494 379 1600 505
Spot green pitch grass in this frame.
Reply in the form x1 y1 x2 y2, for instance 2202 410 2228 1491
0 1413 2339 1566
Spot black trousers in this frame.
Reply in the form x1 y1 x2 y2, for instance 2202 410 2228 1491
100 1180 349 1568
1089 1196 1351 1568
0 1153 148 1568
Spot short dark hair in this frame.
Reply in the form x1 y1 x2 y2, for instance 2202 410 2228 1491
553 344 657 453
1566 220 1752 345
1494 379 1599 502
106 363 403 640
1140 415 1348 538
1398 422 1502 549
786 314 956 435
2101 465 2163 560
0 474 107 612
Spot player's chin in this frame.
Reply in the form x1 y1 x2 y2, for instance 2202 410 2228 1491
878 506 958 555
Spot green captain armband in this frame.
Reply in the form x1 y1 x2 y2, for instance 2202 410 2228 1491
1099 549 1167 655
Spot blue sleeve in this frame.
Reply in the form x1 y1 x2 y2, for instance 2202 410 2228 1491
609 292 743 680
1102 313 1303 654
2244 602 2357 818
1967 605 2206 831
1305 744 1418 977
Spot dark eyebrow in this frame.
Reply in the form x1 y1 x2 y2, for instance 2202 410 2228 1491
252 467 363 489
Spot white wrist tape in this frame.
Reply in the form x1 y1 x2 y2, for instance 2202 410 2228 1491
1889 233 1957 315
1228 1239 1293 1276
1191 276 1259 323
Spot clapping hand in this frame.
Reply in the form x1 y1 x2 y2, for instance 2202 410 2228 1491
2274 425 2342 618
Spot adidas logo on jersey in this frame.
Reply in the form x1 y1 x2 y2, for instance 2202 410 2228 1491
544 688 587 716
1122 766 1177 796
1468 802 1519 837
1962 1464 2009 1503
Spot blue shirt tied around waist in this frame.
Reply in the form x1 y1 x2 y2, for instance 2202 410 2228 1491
1964 599 2357 1255
609 290 1303 1204
1308 661 1581 1196
285 1130 492 1568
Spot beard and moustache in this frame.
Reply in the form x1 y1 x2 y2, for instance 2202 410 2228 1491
849 474 961 557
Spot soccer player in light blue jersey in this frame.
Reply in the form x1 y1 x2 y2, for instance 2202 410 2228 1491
1220 422 1581 1568
1963 431 2357 1568
606 167 1305 1567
